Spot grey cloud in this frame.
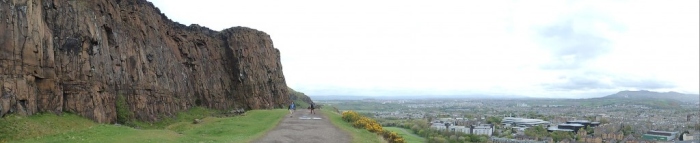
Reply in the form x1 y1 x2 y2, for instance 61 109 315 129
538 20 611 70
543 72 676 91
613 78 676 90
546 75 612 90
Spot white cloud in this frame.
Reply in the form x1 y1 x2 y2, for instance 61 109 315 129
149 0 699 98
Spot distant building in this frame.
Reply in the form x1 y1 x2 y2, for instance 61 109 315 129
470 124 494 136
548 120 597 132
449 126 469 133
430 123 447 131
680 132 693 141
567 120 600 127
548 124 583 132
641 130 678 141
502 117 550 127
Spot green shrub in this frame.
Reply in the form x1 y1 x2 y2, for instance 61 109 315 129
342 110 405 143
115 94 133 124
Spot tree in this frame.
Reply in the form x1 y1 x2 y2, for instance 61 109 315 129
525 126 549 140
551 131 573 142
622 125 633 136
430 136 448 143
411 125 420 133
577 128 586 136
474 135 488 142
586 125 594 134
449 135 458 141
599 118 610 124
415 119 430 129
576 128 586 141
458 136 466 142
487 116 502 125
501 128 512 138
463 135 472 142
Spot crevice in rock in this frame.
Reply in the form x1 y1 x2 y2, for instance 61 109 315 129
18 99 27 113
103 24 115 47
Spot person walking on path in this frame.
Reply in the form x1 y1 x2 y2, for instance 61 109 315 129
309 103 316 114
288 102 296 117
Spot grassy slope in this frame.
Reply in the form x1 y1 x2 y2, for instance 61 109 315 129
289 88 312 109
0 113 97 141
294 99 311 109
2 109 287 143
321 107 385 143
383 127 425 143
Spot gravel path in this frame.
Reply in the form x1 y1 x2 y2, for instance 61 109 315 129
253 110 351 143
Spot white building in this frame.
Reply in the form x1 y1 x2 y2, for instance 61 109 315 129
430 123 447 131
502 117 549 127
447 124 494 136
470 124 494 136
449 126 469 134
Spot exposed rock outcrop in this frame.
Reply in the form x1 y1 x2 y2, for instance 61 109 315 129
289 88 314 106
0 0 290 123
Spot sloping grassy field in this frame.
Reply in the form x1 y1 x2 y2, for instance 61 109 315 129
0 108 287 143
383 127 425 143
321 107 385 143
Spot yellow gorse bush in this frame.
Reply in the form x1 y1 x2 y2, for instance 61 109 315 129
341 110 406 143
341 111 361 122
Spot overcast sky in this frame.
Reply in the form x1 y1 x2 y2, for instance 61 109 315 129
149 0 699 98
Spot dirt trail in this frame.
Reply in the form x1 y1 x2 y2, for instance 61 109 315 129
253 109 351 143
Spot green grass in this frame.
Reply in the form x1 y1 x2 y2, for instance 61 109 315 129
131 107 221 129
294 99 311 109
384 127 425 143
2 109 287 143
321 107 385 143
0 113 97 141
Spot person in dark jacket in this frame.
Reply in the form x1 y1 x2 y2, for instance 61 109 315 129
309 103 315 114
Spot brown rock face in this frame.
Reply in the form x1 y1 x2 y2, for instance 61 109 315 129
0 0 290 123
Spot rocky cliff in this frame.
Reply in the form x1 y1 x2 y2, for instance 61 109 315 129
0 0 290 123
289 88 314 107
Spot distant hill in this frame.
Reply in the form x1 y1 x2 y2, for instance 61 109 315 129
310 95 529 100
601 90 699 103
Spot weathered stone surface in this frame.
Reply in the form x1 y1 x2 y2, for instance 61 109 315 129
0 0 290 123
289 88 315 106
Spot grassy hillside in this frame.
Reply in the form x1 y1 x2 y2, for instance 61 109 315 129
1 108 287 143
384 127 425 143
289 88 314 108
321 107 385 143
572 98 681 109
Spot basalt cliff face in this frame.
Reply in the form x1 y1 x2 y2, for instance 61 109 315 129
0 0 290 123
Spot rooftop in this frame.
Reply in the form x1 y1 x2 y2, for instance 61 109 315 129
567 120 591 123
547 126 574 132
559 124 584 127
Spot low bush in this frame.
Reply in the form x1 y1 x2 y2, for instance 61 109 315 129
342 110 405 143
